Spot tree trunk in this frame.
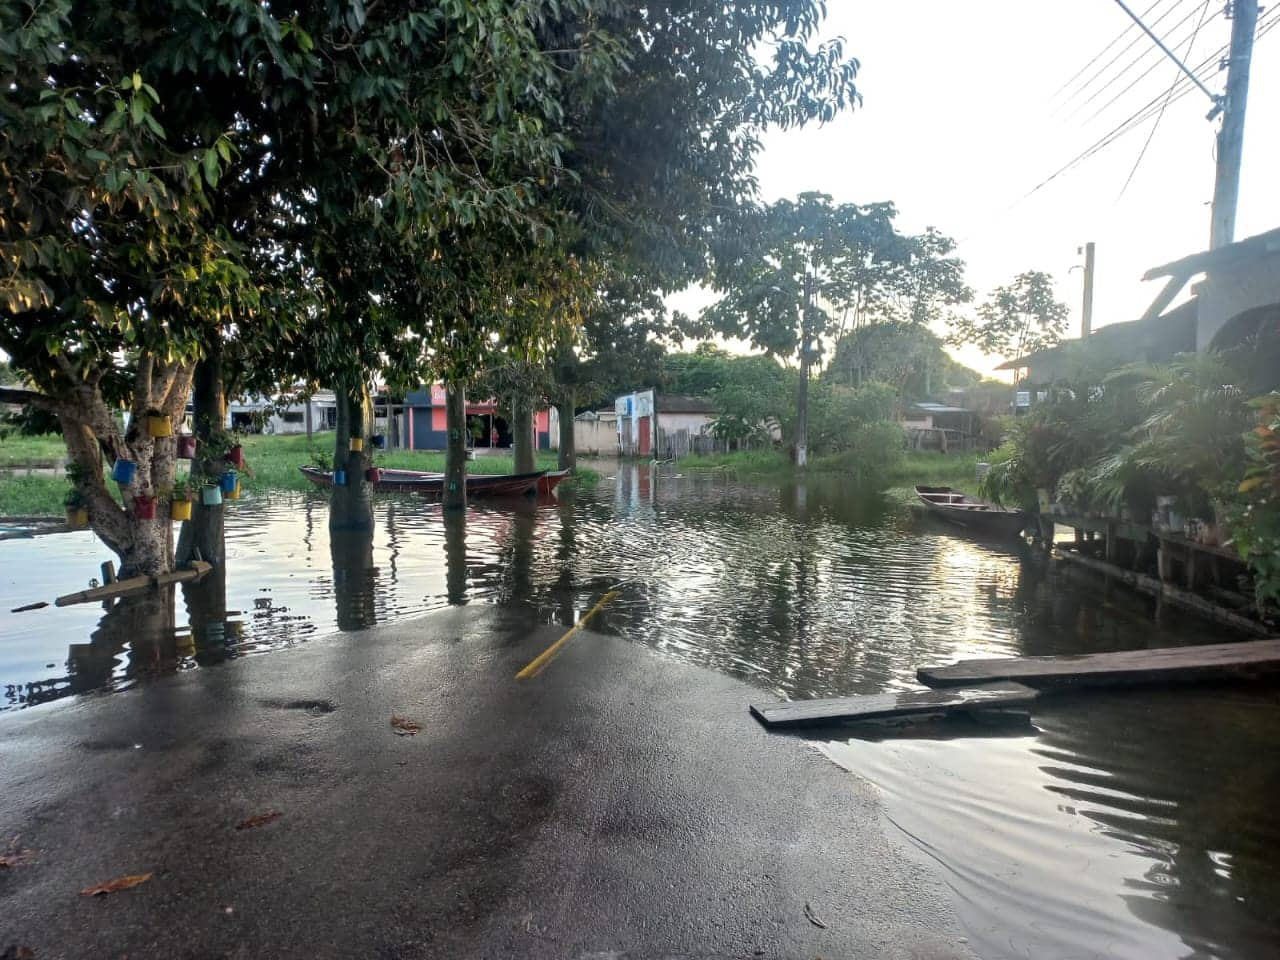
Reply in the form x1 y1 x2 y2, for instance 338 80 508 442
330 527 377 630
331 382 374 531
795 351 809 468
557 389 576 472
443 382 467 510
511 396 536 474
177 345 226 569
442 507 467 603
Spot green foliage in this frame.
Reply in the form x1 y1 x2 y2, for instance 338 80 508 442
1223 392 1280 611
827 321 981 399
949 271 1069 362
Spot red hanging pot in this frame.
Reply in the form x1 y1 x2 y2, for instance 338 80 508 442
227 444 245 469
365 467 382 484
133 494 157 519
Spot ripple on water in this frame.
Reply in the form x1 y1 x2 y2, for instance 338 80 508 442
2 465 1279 959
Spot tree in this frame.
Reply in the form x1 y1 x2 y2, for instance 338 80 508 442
827 321 981 400
703 193 907 465
0 0 624 572
949 271 1070 364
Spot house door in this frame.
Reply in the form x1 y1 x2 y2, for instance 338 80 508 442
638 416 651 456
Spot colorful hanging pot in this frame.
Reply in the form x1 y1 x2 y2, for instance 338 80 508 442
146 414 173 438
349 437 364 453
170 498 193 521
201 485 223 506
176 435 198 459
365 467 382 483
227 480 241 501
333 468 348 487
65 506 89 530
111 458 137 485
133 495 157 519
371 434 387 450
227 444 245 469
219 470 238 493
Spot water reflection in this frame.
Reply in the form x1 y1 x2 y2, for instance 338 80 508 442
2 464 1278 957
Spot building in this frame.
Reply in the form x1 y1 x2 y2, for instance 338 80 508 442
227 391 338 435
613 390 721 458
994 228 1280 406
566 409 620 456
900 402 977 451
401 384 552 452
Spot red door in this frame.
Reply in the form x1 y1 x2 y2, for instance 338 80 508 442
638 416 651 456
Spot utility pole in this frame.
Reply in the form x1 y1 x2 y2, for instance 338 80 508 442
1211 0 1258 249
795 270 812 469
1080 242 1096 339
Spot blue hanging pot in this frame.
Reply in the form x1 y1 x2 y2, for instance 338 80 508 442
111 458 137 485
371 434 387 449
201 485 223 506
333 468 348 487
219 470 238 493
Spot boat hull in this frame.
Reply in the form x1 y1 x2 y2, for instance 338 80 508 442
300 466 546 499
914 485 1027 539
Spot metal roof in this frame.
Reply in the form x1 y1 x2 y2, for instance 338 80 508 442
911 402 970 414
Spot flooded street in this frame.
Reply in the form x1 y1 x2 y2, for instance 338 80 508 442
3 463 1279 959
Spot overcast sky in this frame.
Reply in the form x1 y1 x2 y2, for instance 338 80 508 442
675 0 1280 376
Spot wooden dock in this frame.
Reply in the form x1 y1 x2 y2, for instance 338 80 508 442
918 638 1280 690
750 682 1039 730
53 561 213 607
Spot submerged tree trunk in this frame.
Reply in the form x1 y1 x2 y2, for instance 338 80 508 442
443 382 467 510
331 382 374 532
511 396 536 474
178 344 226 570
795 351 809 468
556 388 576 472
442 507 467 603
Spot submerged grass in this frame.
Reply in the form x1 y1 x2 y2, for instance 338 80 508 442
0 431 597 516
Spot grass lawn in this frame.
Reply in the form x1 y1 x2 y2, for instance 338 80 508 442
0 432 594 517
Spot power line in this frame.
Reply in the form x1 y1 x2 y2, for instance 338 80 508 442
1023 8 1279 201
1054 0 1197 113
1109 0 1221 105
1048 0 1170 103
1117 0 1214 198
1067 1 1222 120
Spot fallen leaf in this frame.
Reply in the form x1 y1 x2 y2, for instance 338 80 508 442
390 715 421 736
235 810 282 831
0 838 35 868
803 901 827 929
80 872 153 896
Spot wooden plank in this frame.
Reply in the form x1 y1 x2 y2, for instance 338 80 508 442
918 638 1280 689
54 561 212 607
750 682 1039 730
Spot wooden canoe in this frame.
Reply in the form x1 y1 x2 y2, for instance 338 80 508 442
915 485 1027 540
299 466 546 498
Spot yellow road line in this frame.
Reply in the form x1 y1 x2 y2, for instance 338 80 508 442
516 590 620 681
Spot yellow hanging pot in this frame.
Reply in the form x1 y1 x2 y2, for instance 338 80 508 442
349 437 364 453
170 499 193 521
147 414 173 438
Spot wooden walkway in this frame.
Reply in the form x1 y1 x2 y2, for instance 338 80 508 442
750 682 1039 730
918 638 1280 689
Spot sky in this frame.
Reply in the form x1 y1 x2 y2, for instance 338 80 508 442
673 0 1280 377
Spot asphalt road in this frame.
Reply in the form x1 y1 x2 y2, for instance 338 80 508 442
1 605 973 959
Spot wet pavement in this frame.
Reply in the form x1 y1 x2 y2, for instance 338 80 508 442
0 606 970 960
4 465 1280 958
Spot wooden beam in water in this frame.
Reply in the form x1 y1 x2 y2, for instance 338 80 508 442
750 682 1039 730
54 561 212 607
918 638 1280 690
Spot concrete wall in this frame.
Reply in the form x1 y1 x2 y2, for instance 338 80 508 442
1199 250 1280 349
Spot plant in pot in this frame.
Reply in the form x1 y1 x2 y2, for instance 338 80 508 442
170 478 196 521
133 492 157 519
64 488 89 529
145 408 173 438
200 476 223 506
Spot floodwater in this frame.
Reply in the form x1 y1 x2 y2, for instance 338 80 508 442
2 463 1278 958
